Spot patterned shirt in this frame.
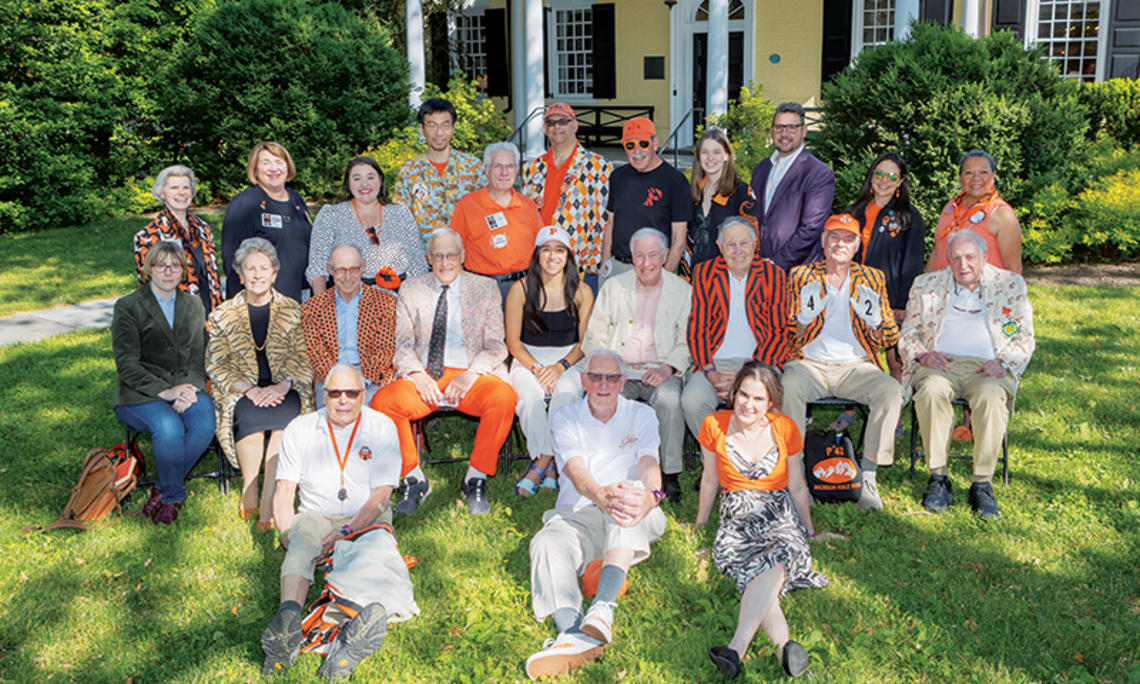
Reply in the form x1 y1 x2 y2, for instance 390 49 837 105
133 207 223 313
392 151 483 245
522 145 612 274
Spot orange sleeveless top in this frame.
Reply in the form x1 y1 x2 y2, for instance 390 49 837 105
928 191 1009 271
698 411 803 492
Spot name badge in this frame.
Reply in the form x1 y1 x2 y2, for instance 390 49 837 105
484 212 508 230
491 233 509 249
261 213 284 229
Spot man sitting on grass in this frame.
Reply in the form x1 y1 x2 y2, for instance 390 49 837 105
261 364 418 681
524 349 667 680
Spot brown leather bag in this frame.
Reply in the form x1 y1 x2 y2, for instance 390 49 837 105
43 443 143 531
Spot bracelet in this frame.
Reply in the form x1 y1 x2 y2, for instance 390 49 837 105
916 352 929 364
341 524 353 536
530 363 543 372
809 532 817 539
279 529 290 541
651 489 666 506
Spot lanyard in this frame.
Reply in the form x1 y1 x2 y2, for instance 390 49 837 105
940 190 999 240
326 414 362 501
352 199 383 244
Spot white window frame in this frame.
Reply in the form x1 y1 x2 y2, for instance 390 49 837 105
850 0 897 59
1024 0 1111 82
547 0 595 101
449 11 489 87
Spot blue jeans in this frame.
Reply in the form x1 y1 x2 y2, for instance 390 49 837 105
115 393 216 504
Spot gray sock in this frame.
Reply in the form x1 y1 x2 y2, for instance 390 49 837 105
552 607 581 634
861 458 878 483
594 564 627 604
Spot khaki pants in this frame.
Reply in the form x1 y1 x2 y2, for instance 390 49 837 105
529 505 666 620
681 358 749 438
783 358 903 465
912 356 1017 480
622 377 684 474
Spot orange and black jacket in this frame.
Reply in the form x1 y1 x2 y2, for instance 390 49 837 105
688 254 790 369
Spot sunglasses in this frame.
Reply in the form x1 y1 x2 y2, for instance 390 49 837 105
325 389 363 399
585 372 623 384
545 118 573 128
873 170 900 181
623 140 651 150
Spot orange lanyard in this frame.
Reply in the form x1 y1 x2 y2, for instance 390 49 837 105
327 414 362 499
351 199 383 244
940 191 998 240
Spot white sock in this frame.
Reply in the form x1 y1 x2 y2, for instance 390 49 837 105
465 466 487 482
406 465 426 482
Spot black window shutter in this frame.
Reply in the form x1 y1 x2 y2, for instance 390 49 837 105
592 4 616 99
485 8 510 97
991 0 1026 40
919 0 952 25
1108 1 1140 79
544 7 552 99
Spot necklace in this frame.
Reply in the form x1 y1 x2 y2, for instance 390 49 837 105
326 414 362 502
352 199 383 245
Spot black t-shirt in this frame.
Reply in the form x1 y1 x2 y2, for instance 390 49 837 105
606 161 692 261
221 185 312 302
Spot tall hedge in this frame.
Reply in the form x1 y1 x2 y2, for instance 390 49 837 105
813 22 1090 233
162 0 410 200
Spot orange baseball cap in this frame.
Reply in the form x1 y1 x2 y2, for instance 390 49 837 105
622 117 656 142
823 213 860 235
544 102 576 121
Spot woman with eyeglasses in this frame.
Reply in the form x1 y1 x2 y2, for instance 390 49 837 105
684 129 754 277
112 242 216 525
842 152 925 381
306 157 428 294
505 227 594 496
692 362 843 679
207 238 314 531
221 141 312 302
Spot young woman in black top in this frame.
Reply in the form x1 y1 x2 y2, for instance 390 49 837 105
684 128 753 277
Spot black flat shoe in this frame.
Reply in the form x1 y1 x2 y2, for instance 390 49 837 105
780 640 809 677
708 646 741 679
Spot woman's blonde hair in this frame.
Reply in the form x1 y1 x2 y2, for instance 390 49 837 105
246 141 297 186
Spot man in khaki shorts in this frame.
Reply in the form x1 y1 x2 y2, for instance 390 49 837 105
261 364 418 680
524 349 667 680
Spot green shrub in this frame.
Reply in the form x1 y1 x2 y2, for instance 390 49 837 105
162 0 411 201
704 83 775 183
813 22 1091 241
1079 78 1140 149
1071 167 1140 259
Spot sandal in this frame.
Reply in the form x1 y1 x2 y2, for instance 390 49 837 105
515 463 543 498
540 464 558 490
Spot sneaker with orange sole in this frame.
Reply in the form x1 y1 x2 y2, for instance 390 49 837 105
524 632 604 679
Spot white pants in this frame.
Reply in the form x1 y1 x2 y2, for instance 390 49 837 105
509 344 582 459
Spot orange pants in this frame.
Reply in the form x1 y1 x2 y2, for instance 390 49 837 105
369 368 518 477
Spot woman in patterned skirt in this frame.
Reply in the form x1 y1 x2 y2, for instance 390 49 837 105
693 362 844 679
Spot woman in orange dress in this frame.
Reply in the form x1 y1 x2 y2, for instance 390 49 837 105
694 362 844 679
927 150 1022 274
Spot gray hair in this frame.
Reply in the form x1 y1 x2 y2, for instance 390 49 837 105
717 216 757 243
324 363 366 389
483 142 520 171
959 149 997 175
426 227 464 252
329 243 364 263
629 227 668 254
233 237 279 273
946 230 989 261
152 165 198 201
584 348 626 376
773 102 806 125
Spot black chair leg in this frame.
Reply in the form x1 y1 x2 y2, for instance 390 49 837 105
909 404 919 477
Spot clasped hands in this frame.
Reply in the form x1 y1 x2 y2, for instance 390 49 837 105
159 383 200 414
593 481 656 528
411 369 478 406
236 380 290 408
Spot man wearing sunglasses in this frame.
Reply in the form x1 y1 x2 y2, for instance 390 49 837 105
262 364 418 680
749 102 835 272
524 349 666 679
522 103 613 294
600 117 691 284
302 244 398 409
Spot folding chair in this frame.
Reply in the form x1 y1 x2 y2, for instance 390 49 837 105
412 409 522 475
123 424 233 496
908 398 1011 487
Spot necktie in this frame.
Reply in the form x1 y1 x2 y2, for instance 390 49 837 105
425 284 449 379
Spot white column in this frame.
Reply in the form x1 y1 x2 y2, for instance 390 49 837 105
894 0 919 41
706 0 729 122
523 0 545 160
511 0 526 134
962 0 981 38
406 0 425 109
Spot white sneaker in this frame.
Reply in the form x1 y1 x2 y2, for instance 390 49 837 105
579 600 615 644
524 632 604 680
857 477 883 510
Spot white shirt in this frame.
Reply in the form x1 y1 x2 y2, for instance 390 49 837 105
764 144 806 210
935 284 995 360
801 274 866 363
550 395 660 509
423 276 469 370
714 273 755 360
276 406 401 517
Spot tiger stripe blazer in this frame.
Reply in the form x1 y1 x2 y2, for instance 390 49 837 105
687 254 790 369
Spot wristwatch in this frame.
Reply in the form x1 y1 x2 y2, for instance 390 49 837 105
557 358 571 370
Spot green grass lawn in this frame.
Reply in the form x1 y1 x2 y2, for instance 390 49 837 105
0 214 223 317
1 283 1138 682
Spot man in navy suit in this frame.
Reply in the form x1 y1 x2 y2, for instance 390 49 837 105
749 103 836 271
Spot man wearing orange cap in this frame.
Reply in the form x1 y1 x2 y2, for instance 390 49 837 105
782 213 903 511
522 103 613 294
600 117 691 284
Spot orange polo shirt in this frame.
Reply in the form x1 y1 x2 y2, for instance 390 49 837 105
450 187 542 275
538 145 578 225
860 202 882 263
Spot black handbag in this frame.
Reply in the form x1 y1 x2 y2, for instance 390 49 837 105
803 428 863 504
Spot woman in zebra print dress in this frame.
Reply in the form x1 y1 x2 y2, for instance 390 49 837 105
694 361 844 679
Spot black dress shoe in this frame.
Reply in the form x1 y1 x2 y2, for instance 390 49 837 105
921 474 953 513
708 646 741 679
392 476 430 515
967 481 1001 520
662 473 682 504
781 640 809 677
461 477 490 515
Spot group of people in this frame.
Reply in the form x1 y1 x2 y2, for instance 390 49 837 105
110 97 1035 681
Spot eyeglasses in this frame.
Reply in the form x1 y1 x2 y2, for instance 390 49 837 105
422 121 454 132
545 118 573 128
331 266 363 276
429 251 462 262
154 263 181 273
585 372 623 384
623 140 651 151
324 388 363 399
873 170 900 181
771 123 804 133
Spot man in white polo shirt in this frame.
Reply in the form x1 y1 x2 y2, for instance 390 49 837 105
261 364 418 680
523 349 667 680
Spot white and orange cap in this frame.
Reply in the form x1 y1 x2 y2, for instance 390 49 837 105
535 226 572 250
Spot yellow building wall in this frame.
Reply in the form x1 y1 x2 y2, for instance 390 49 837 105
606 0 674 134
750 3 825 107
